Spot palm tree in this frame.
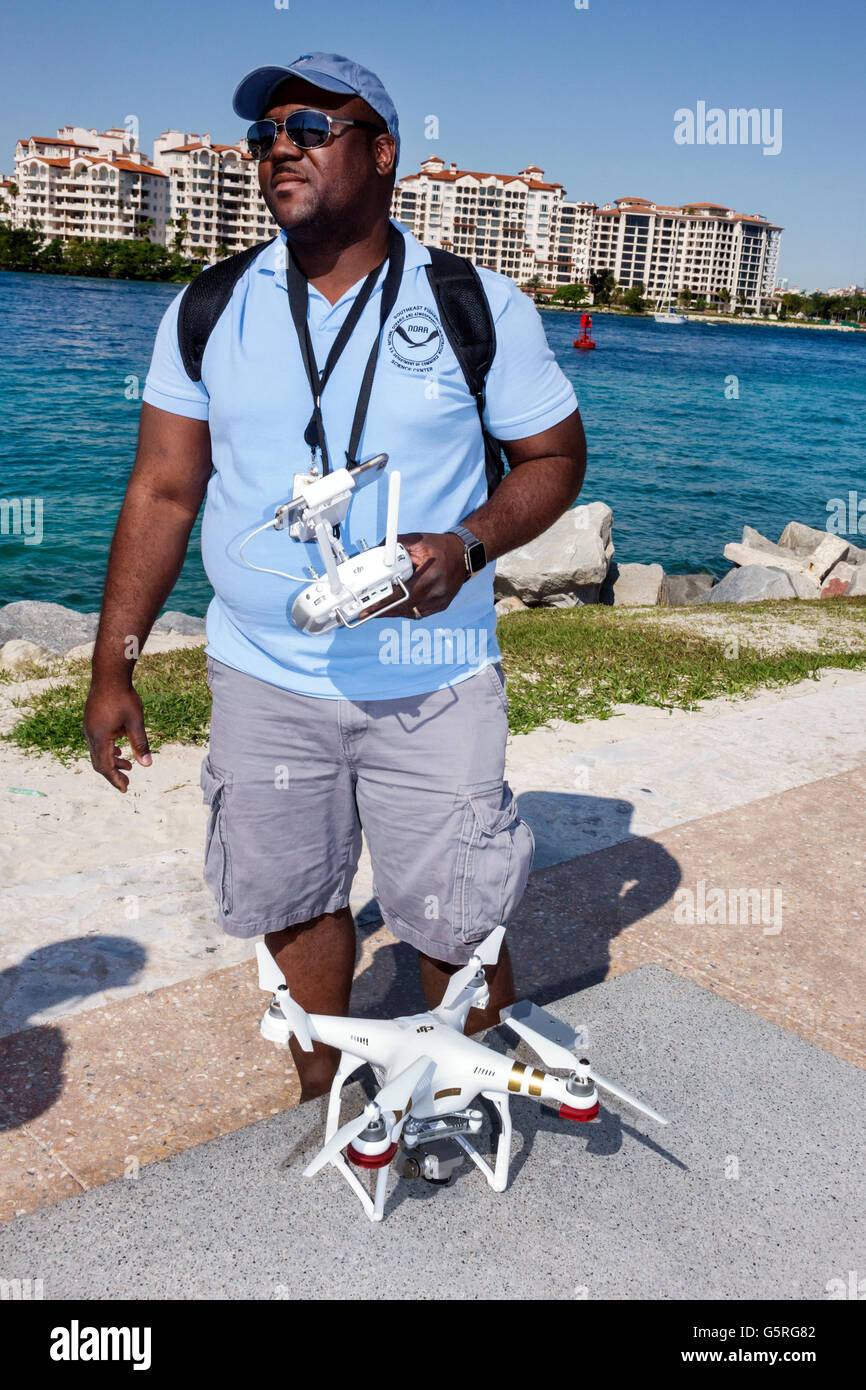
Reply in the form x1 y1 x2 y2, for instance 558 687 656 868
170 211 189 254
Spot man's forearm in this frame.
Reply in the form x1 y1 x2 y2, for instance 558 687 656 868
460 452 586 563
91 485 199 687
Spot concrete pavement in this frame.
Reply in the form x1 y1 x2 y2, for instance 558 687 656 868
0 965 862 1300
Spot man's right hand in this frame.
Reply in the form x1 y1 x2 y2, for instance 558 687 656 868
82 404 213 793
84 682 153 793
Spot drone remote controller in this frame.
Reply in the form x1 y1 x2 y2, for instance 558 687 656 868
291 466 412 634
239 453 414 636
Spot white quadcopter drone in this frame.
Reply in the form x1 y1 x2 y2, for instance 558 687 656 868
239 452 413 635
256 925 668 1223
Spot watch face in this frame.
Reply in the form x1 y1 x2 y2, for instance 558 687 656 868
467 540 487 574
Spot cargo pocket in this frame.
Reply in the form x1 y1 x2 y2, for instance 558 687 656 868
200 755 233 916
451 778 535 946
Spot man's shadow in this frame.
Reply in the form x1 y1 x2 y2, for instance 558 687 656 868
0 936 146 1129
349 789 681 1017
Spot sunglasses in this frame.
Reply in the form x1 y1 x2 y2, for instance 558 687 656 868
246 109 388 160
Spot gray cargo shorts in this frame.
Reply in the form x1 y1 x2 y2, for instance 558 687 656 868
200 655 535 965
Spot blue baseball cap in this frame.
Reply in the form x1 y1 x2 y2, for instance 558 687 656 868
232 51 399 164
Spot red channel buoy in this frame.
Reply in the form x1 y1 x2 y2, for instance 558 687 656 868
573 313 596 350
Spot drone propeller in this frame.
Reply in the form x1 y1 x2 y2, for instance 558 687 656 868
500 1000 668 1126
437 925 507 1012
255 943 314 1053
500 1000 586 1069
304 1055 435 1177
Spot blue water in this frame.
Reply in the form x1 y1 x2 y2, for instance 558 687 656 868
2 269 865 616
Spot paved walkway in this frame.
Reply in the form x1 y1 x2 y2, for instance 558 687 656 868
1 669 864 1223
1 966 863 1299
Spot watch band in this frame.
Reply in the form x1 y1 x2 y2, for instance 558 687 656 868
447 524 487 578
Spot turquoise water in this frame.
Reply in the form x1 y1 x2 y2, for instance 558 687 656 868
2 269 864 616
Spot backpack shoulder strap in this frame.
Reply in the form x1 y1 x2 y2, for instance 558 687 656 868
178 241 272 381
424 246 504 495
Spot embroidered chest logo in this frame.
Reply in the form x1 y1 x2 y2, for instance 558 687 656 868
387 305 444 373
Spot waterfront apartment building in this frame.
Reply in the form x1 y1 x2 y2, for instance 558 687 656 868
152 131 278 256
590 196 782 311
9 124 278 256
390 157 781 311
390 155 595 287
12 126 169 243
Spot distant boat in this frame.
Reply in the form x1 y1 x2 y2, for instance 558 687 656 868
654 265 688 324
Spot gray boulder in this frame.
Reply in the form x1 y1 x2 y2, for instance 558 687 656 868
0 601 99 654
777 521 866 566
698 566 800 603
494 502 613 606
601 562 665 606
741 524 781 555
152 610 207 635
0 638 52 671
662 573 716 606
494 595 528 618
848 567 866 597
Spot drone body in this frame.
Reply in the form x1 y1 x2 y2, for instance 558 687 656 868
257 926 668 1222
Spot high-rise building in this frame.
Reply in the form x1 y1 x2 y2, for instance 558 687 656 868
391 159 782 310
152 132 278 257
12 126 169 243
590 197 782 311
391 155 594 286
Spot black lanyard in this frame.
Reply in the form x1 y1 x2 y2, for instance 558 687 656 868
285 221 405 475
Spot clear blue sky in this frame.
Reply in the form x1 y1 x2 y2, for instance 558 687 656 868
3 0 863 288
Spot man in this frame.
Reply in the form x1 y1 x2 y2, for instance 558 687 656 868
84 53 586 1101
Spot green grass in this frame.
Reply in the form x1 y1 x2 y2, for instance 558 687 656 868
5 600 866 758
496 601 866 734
5 646 211 762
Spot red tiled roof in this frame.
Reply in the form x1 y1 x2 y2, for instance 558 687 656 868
20 154 166 178
112 160 166 177
400 166 562 191
24 136 99 148
161 141 245 155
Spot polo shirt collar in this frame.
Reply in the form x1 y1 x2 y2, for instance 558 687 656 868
262 218 429 293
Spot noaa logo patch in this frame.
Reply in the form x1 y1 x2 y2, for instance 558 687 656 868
387 305 443 373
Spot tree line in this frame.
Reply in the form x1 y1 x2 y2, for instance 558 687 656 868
0 194 214 281
534 272 865 323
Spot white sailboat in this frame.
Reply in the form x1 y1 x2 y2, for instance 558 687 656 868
654 264 688 324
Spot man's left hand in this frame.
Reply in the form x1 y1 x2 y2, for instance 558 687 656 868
358 531 468 621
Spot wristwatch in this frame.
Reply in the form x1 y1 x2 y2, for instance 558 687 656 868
447 523 487 579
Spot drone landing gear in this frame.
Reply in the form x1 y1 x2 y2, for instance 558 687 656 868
316 1053 392 1222
318 1060 515 1220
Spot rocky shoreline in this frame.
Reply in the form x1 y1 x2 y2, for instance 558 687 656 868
0 606 207 671
1 506 864 669
493 506 866 614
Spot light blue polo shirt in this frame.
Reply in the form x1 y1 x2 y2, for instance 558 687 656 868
143 218 577 699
